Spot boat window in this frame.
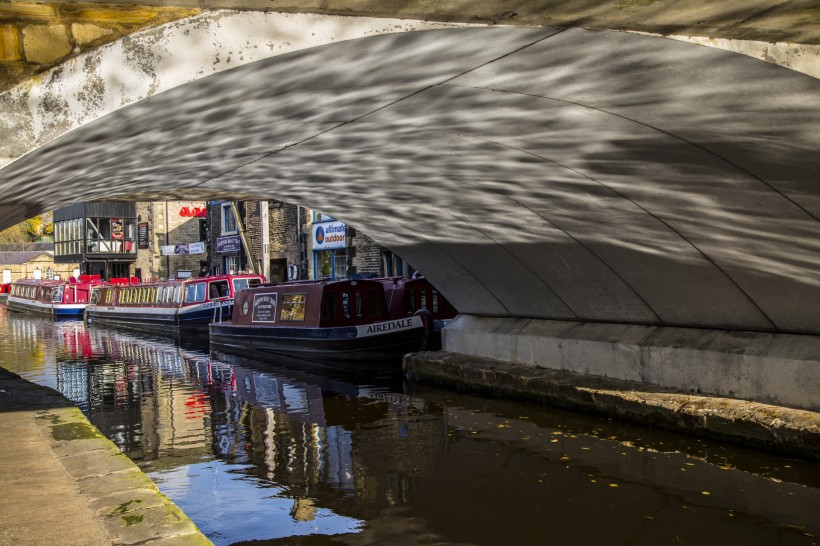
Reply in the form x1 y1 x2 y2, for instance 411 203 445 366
355 291 363 318
53 286 63 303
185 283 206 303
342 292 350 319
432 289 439 313
174 286 182 303
321 293 336 321
280 293 307 322
368 290 381 317
420 289 428 310
233 277 263 292
404 289 416 313
209 281 229 299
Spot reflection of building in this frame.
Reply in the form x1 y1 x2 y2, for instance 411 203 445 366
54 202 137 279
38 322 444 519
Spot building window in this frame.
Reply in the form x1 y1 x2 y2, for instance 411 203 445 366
312 210 334 223
222 203 237 235
224 255 238 275
314 249 347 280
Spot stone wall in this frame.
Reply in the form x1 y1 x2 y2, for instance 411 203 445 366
243 200 305 281
0 2 199 91
133 201 205 281
1 1 817 95
348 230 384 277
0 253 78 282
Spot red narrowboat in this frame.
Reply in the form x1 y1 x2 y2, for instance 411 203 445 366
209 278 432 364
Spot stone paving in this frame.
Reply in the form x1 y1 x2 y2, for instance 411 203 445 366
404 351 820 461
0 367 212 546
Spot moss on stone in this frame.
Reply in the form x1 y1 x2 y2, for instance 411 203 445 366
51 421 103 441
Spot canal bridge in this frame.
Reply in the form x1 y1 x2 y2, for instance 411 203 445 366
1 1 819 410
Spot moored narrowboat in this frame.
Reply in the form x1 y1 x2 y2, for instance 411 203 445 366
209 278 432 364
380 275 458 348
0 283 11 303
6 275 105 318
85 274 264 336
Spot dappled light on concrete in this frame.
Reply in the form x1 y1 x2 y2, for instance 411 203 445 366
1 26 819 335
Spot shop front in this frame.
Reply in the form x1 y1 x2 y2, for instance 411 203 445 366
312 220 347 280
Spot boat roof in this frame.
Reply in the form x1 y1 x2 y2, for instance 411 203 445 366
106 273 264 287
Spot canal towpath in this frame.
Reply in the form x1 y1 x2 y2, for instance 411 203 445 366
0 366 212 546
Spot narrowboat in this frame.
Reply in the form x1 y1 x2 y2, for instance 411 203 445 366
85 274 265 336
6 275 105 318
209 278 433 364
0 283 11 303
380 275 458 348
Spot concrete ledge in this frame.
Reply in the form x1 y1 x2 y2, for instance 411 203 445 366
0 367 212 546
403 351 820 461
443 315 820 411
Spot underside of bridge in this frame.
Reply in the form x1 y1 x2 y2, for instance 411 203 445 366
1 13 819 409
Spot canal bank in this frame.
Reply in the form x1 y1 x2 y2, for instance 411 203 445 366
0 367 212 546
403 351 820 461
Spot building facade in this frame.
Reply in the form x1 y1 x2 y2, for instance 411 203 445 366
53 201 137 279
210 200 409 283
0 250 79 284
133 201 207 281
52 200 207 281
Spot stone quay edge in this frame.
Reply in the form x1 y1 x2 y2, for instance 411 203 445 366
0 366 213 546
403 351 820 461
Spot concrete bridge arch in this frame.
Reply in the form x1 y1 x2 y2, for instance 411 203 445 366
1 10 819 410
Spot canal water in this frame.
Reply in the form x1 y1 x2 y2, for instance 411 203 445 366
0 307 818 546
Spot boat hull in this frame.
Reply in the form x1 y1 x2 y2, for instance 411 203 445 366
86 301 234 336
6 296 85 318
210 316 429 364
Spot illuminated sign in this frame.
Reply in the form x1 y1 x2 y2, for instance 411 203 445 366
312 221 346 250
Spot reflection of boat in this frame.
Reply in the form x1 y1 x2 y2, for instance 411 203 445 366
6 275 105 318
380 276 457 348
85 274 264 335
210 278 432 363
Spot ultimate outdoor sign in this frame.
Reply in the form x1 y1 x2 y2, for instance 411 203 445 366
312 221 346 250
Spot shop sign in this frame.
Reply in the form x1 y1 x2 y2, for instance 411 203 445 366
137 222 149 249
217 235 242 253
180 206 207 218
161 241 205 255
252 292 277 323
313 221 346 250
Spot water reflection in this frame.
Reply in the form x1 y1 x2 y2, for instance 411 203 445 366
0 306 818 546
